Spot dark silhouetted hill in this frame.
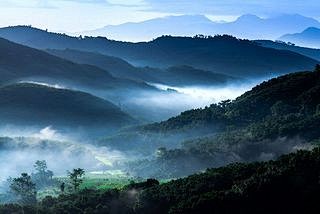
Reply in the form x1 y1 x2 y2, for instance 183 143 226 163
46 48 158 82
45 48 238 86
0 26 317 77
0 37 153 92
256 40 320 61
0 83 136 134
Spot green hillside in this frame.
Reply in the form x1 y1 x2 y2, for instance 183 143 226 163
102 66 320 177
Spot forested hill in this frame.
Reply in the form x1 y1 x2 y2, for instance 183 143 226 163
256 40 320 61
0 37 153 91
3 148 320 213
46 48 159 82
117 67 320 178
102 66 320 161
0 26 318 77
136 147 320 214
46 49 237 86
0 83 136 134
145 66 320 133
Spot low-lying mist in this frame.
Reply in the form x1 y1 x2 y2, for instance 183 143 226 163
16 77 267 123
0 77 274 183
0 126 135 182
123 79 265 121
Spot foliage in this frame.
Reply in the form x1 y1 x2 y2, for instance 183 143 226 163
9 173 37 205
119 67 320 177
3 148 320 213
31 160 54 190
68 168 85 191
136 148 320 213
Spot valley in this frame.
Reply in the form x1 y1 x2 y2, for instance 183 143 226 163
0 7 320 213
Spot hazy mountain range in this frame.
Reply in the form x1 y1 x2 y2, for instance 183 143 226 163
0 37 152 92
46 49 237 86
0 26 317 78
280 27 320 48
255 40 320 61
0 24 319 133
78 14 320 42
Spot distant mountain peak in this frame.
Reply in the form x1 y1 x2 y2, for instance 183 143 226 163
128 14 213 25
303 27 320 33
236 14 262 22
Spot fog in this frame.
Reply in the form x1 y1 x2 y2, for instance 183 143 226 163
0 126 135 182
0 77 271 185
17 77 266 123
122 79 264 121
148 82 257 108
18 81 67 89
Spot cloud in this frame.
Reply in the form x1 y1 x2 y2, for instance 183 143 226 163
0 0 108 8
2 0 320 17
60 0 107 3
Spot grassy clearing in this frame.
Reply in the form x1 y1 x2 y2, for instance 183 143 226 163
37 170 171 200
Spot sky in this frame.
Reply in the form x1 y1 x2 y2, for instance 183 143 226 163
0 0 319 32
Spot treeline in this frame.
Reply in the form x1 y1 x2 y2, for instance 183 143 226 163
0 160 85 207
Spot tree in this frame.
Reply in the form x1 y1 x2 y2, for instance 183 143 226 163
218 99 231 109
9 173 37 205
32 160 54 189
68 168 85 191
34 160 47 173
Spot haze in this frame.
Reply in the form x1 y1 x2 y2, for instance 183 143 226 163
0 0 319 33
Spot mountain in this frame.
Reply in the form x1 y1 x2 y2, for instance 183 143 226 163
0 26 317 77
102 66 320 169
280 27 320 48
77 14 320 41
0 83 135 135
46 48 158 82
79 15 215 42
135 148 320 214
45 49 238 86
255 40 320 61
109 67 320 179
0 37 152 92
151 65 238 86
143 66 320 135
223 14 320 40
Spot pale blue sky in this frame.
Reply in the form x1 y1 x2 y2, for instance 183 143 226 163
0 0 319 32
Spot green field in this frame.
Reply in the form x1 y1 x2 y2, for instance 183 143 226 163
37 170 146 199
37 170 171 200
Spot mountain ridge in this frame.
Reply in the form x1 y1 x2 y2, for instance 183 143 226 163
77 14 320 41
280 27 320 48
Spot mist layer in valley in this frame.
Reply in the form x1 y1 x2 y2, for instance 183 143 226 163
0 126 136 182
0 27 319 204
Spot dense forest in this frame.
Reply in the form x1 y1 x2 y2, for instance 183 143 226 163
104 66 320 177
1 147 320 213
